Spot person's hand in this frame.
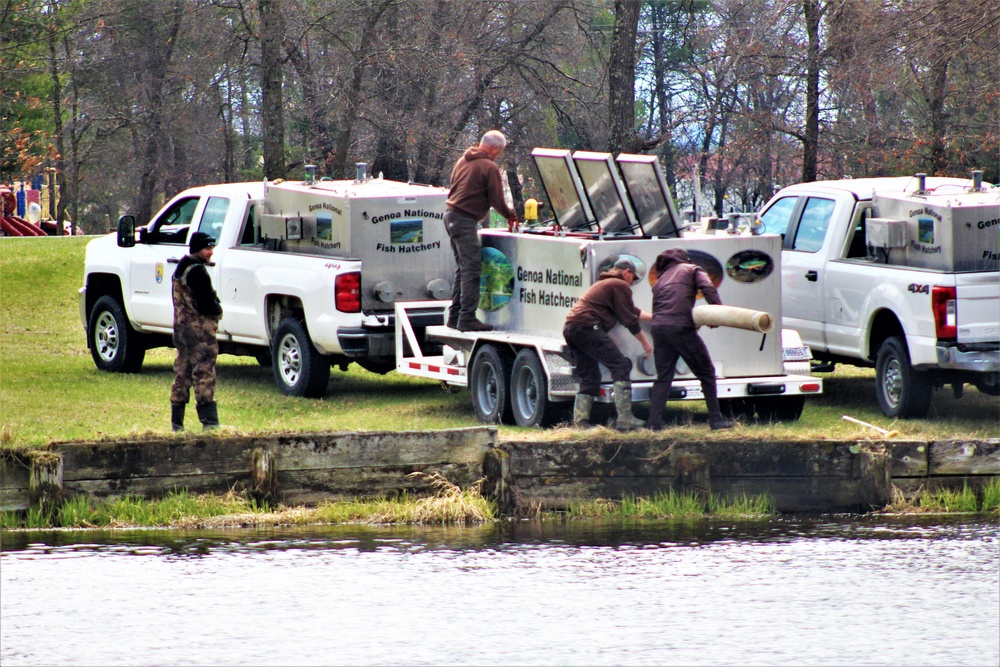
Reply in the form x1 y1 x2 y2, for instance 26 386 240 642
642 340 653 357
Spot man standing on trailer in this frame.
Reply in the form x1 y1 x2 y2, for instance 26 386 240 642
645 247 734 431
170 231 223 431
563 258 653 430
444 130 518 332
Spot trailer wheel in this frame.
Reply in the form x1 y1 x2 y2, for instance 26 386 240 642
510 348 565 427
753 395 805 422
272 317 330 398
875 336 932 418
88 295 146 373
470 344 514 424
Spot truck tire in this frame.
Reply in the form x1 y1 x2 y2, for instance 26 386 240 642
510 348 565 427
272 317 330 398
753 395 805 422
88 295 146 373
875 336 932 418
470 344 514 424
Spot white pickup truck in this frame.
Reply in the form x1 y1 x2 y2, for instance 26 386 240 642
757 174 999 417
80 175 455 397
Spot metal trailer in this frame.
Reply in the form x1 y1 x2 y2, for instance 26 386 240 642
395 149 821 427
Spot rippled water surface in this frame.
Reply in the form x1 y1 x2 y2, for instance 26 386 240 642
2 517 997 666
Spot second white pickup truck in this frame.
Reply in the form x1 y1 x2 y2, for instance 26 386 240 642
757 174 999 417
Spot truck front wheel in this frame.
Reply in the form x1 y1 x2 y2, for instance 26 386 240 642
470 344 514 424
875 336 932 418
272 317 330 398
88 295 146 373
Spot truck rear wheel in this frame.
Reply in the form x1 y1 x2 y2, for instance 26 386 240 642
88 295 146 373
272 317 330 398
470 344 514 424
875 336 932 418
510 348 565 427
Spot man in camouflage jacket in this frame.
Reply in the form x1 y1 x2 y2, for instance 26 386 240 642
171 231 223 431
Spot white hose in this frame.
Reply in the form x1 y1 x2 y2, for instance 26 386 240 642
692 304 774 333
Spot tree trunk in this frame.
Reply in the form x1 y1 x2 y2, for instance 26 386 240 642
607 0 641 154
802 0 821 182
47 4 67 233
260 0 286 180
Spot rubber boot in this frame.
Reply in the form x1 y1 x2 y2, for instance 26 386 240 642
196 401 220 430
612 381 644 431
446 307 459 329
171 402 186 432
573 394 594 429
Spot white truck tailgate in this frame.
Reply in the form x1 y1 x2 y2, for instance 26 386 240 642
956 274 1000 343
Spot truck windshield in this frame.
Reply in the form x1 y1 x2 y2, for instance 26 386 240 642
792 198 834 252
760 197 796 237
198 196 230 242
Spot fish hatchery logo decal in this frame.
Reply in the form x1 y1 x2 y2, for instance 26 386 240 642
686 250 724 287
725 250 774 283
390 218 423 244
479 247 514 312
155 262 164 284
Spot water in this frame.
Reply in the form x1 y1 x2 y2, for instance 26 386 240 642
2 517 997 666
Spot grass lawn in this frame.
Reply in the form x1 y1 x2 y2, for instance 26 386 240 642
1 235 997 449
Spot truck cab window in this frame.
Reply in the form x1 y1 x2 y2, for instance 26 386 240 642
791 197 834 253
239 206 259 246
759 197 797 237
197 196 230 242
150 197 199 244
844 206 872 259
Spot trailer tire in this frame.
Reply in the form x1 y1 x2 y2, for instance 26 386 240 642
753 395 805 422
272 317 330 398
875 336 932 418
470 344 514 424
89 295 146 373
510 348 564 427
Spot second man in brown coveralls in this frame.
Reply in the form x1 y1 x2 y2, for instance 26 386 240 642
563 258 653 431
444 130 518 332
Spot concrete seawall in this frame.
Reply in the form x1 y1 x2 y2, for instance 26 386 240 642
2 430 997 514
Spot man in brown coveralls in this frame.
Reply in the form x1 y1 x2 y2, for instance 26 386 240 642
170 231 222 431
563 258 653 431
445 130 518 332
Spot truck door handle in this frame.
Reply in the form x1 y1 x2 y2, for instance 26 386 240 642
805 270 818 282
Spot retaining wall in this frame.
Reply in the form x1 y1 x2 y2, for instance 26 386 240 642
1 431 997 514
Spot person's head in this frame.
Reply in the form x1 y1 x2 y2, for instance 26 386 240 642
479 130 507 160
614 258 639 286
190 231 216 260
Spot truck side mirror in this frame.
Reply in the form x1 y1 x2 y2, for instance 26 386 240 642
117 215 136 247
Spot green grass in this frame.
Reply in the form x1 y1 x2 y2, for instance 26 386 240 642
567 489 775 520
0 476 496 529
1 235 997 449
884 479 1000 515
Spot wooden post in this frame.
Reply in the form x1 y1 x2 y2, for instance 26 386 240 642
482 448 517 513
29 451 64 513
673 450 711 497
858 444 891 510
250 448 278 503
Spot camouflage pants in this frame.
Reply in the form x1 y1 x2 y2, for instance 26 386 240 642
170 324 218 405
